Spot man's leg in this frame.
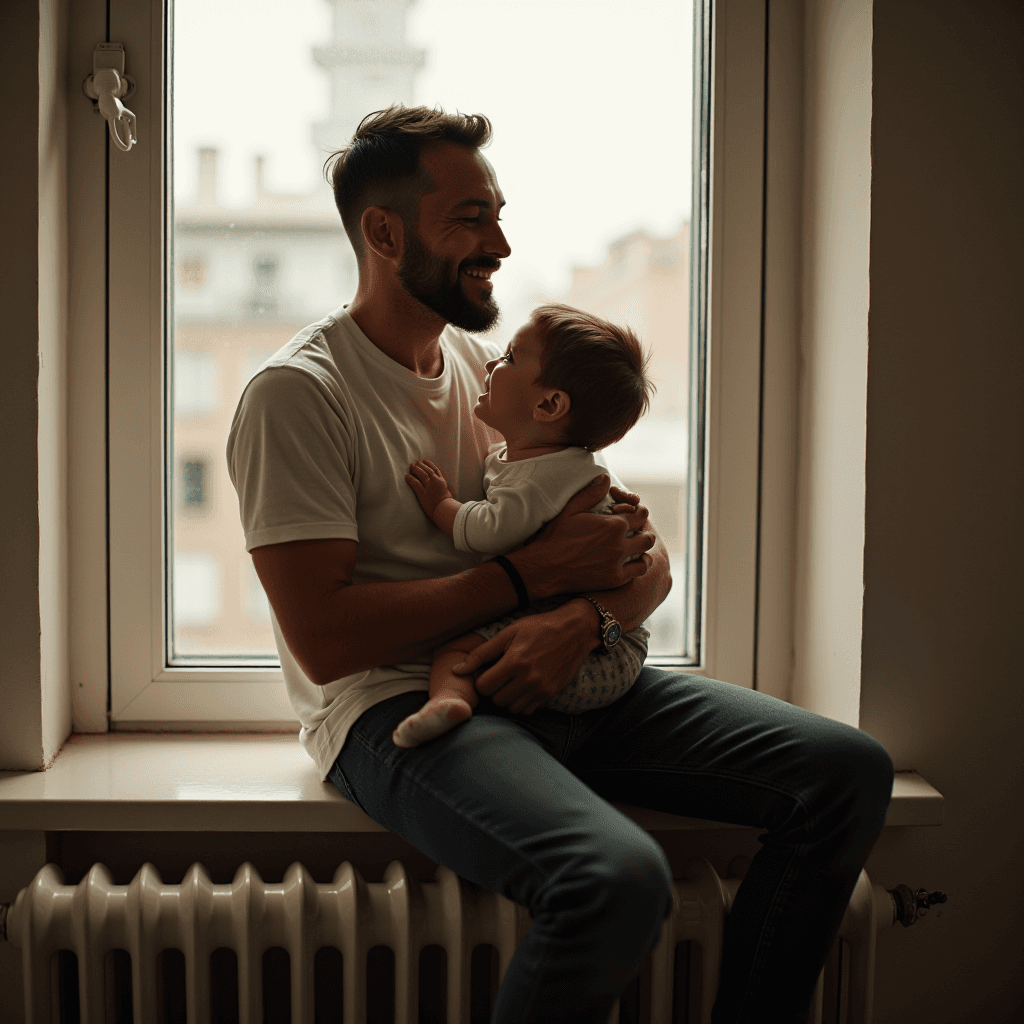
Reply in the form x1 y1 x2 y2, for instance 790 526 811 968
329 690 674 1024
566 668 895 1024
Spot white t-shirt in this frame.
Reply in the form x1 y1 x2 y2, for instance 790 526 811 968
453 445 615 555
226 306 504 779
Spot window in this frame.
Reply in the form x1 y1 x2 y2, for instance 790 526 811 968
178 256 206 288
173 551 221 627
79 0 768 726
174 350 217 417
180 459 206 508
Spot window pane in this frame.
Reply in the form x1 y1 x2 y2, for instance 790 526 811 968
170 0 697 663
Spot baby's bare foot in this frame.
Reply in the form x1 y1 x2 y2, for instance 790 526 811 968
392 697 473 748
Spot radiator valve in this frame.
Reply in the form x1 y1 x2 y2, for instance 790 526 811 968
888 884 947 927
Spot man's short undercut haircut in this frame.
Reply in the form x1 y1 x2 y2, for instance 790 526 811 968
531 304 654 452
324 105 492 261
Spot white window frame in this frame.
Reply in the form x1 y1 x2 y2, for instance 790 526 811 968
68 0 774 729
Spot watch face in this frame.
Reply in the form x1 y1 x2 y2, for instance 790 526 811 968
605 622 622 647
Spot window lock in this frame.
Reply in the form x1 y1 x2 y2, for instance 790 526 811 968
83 42 137 153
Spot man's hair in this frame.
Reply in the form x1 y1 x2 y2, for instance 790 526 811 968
324 105 492 261
531 303 654 451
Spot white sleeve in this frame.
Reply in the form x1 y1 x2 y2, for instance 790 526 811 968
451 479 561 555
226 366 360 551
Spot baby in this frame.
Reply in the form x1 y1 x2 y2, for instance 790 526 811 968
392 302 655 748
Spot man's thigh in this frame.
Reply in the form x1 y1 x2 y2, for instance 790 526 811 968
567 668 892 836
330 691 669 907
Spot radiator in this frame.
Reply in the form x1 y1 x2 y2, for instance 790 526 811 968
3 857 898 1024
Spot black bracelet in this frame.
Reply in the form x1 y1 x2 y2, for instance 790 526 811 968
492 555 530 611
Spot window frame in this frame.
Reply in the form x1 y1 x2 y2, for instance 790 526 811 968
68 0 772 728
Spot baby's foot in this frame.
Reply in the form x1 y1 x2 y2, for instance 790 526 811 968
392 697 473 748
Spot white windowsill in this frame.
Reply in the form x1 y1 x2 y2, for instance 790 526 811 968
0 734 943 833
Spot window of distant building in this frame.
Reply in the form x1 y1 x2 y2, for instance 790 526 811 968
179 256 207 289
173 551 221 627
174 350 218 416
250 255 280 317
181 458 207 508
254 256 278 283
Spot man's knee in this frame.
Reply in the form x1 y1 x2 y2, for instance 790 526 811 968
548 829 672 927
595 833 674 927
801 723 894 842
833 726 893 809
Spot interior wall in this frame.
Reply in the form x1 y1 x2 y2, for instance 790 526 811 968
0 1 45 769
791 0 872 725
38 0 72 765
859 1 1024 1021
0 831 47 1020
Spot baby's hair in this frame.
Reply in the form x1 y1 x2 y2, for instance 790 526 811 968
531 303 654 451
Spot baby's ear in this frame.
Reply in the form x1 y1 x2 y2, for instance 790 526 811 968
533 390 571 423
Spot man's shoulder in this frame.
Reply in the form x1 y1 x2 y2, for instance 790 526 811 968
247 312 350 396
232 318 352 433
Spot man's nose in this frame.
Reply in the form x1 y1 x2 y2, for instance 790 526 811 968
484 358 498 372
485 219 512 259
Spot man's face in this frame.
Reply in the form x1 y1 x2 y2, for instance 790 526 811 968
397 143 511 333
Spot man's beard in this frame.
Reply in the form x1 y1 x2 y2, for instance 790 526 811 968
398 227 501 333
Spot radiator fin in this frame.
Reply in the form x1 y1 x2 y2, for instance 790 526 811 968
7 858 878 1024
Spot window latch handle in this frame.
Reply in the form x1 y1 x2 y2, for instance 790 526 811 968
83 42 137 152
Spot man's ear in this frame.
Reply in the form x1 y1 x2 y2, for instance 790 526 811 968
534 390 571 424
361 206 405 263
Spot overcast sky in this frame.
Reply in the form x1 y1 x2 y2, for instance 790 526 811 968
173 0 694 304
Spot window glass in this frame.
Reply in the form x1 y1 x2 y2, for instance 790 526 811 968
173 349 217 416
170 0 696 663
173 551 221 626
181 459 206 507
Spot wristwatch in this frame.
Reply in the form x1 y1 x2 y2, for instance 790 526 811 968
583 596 622 654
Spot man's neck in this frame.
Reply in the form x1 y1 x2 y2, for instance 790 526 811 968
347 283 447 379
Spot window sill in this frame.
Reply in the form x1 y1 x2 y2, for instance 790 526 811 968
0 734 943 833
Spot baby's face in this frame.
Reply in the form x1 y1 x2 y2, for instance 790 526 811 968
473 322 550 440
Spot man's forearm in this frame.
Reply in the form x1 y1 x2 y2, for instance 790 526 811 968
306 563 519 685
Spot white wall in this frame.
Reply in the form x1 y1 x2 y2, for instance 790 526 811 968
0 0 71 770
38 0 72 766
858 2 1024 1020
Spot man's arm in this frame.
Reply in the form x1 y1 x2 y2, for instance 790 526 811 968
251 475 653 686
454 517 671 715
565 485 671 633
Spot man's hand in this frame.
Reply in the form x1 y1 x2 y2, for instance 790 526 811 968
453 600 598 715
406 459 460 527
510 475 655 599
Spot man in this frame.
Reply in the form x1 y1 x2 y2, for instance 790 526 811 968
227 105 893 1023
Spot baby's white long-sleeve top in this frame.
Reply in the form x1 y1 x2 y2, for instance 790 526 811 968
452 443 617 555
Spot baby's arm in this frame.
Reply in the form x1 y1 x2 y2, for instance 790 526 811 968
406 459 462 535
406 457 555 555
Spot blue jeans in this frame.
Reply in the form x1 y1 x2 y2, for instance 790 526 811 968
328 668 893 1024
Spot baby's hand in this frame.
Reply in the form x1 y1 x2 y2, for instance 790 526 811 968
406 459 458 517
